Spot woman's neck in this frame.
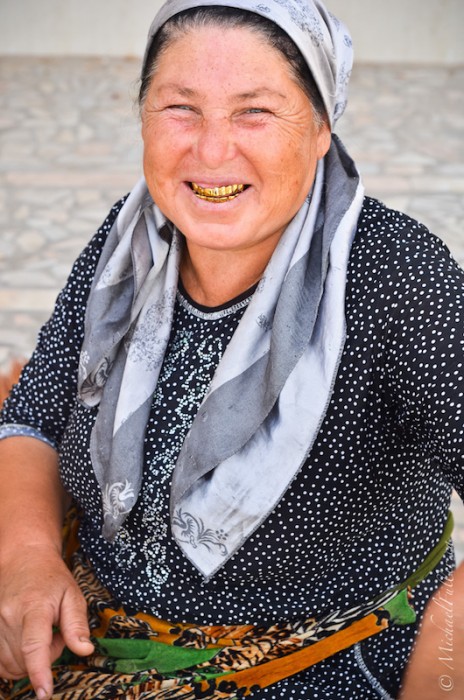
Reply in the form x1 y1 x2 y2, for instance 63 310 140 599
179 244 269 307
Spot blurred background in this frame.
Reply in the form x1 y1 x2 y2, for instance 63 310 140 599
1 0 463 63
1 0 463 559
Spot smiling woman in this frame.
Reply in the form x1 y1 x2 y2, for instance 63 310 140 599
140 19 330 304
0 1 463 699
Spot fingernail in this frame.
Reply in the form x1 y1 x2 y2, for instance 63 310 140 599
36 688 49 700
79 636 93 645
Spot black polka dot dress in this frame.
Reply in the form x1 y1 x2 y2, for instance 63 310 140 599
1 196 463 699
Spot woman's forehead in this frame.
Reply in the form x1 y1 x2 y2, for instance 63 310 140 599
147 27 305 98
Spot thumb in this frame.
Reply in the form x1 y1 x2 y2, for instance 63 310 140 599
59 586 94 657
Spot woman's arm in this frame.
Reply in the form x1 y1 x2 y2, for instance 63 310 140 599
0 200 126 698
362 209 464 697
400 559 464 699
0 437 93 700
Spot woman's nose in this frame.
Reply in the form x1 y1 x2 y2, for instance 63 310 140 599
194 115 236 169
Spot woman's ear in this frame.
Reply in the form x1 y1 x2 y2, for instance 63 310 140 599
316 122 332 160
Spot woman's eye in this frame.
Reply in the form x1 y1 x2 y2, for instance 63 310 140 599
168 104 193 111
245 108 268 114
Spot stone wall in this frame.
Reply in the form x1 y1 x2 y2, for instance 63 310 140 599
1 0 463 64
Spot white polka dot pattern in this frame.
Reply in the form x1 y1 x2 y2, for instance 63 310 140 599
1 196 463 699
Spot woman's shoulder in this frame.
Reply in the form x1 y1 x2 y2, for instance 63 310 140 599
355 196 445 253
59 194 129 292
351 196 460 276
347 196 463 307
79 194 128 262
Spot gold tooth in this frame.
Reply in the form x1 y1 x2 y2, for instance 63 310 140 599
191 182 245 198
196 193 240 203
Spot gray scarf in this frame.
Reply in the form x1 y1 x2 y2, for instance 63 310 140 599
78 0 364 580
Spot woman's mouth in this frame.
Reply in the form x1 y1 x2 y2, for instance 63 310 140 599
190 182 247 203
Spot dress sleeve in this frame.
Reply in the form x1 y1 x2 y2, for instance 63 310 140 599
378 212 464 498
0 197 127 448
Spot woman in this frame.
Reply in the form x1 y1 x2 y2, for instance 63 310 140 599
0 0 463 698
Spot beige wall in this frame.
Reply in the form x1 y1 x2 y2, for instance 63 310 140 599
1 0 463 63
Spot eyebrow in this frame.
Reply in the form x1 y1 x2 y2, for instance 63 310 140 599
234 88 287 100
157 84 196 98
156 83 287 101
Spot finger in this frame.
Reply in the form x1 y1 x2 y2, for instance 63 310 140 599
59 587 94 657
20 609 55 700
0 641 28 681
48 629 66 664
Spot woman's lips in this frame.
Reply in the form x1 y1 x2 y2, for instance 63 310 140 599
190 182 247 203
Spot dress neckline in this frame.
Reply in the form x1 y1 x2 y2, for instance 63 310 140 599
176 277 258 320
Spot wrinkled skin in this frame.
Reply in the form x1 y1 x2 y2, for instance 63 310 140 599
0 439 94 698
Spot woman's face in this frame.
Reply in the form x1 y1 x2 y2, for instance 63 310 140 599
141 25 331 258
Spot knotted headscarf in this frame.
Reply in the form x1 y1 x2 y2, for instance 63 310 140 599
78 0 363 579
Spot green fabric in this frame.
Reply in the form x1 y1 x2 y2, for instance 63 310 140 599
95 637 221 674
401 511 454 590
383 588 416 625
87 513 454 676
378 510 454 627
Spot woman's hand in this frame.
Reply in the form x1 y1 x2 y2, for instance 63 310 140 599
0 545 94 699
400 560 464 699
0 436 94 699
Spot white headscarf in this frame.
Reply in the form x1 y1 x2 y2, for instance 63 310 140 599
142 0 354 127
